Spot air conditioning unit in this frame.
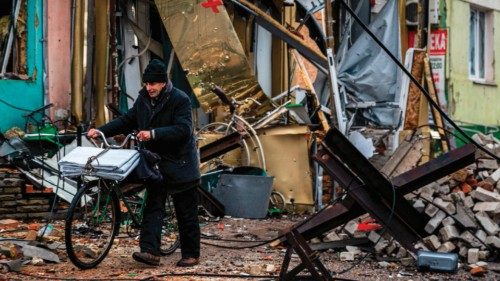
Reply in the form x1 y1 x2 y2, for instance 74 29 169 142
406 0 419 26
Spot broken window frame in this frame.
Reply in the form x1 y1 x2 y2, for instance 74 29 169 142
0 0 30 79
469 6 494 83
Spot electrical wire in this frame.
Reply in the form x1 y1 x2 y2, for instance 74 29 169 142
337 0 500 162
0 97 32 112
200 193 351 251
10 271 140 281
144 272 357 281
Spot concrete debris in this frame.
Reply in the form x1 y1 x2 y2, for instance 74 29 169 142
21 244 60 263
320 134 499 271
0 259 22 272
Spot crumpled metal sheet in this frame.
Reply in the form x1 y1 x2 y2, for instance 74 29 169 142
154 0 272 116
337 0 402 127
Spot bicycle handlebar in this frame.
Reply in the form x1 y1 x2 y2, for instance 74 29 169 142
212 86 236 114
89 130 135 149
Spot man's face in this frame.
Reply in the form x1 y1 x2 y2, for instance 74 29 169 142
145 82 166 98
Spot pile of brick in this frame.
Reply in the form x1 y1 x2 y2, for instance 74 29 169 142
0 166 54 220
324 134 500 272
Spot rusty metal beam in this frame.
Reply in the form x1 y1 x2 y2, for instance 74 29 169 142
311 147 422 251
323 128 429 238
288 131 477 251
232 0 328 72
309 237 370 251
199 132 244 163
392 143 477 195
283 197 363 242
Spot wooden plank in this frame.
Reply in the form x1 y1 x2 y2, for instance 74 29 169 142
424 55 449 152
392 139 423 177
381 134 415 177
417 91 431 164
403 50 425 130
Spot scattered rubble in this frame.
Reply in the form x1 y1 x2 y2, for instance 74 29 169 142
319 133 500 277
0 127 499 281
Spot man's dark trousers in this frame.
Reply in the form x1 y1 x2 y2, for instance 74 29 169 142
139 185 200 258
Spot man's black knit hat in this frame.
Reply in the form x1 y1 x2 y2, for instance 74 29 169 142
142 59 168 83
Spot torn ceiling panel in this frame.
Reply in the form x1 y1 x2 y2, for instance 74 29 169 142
154 0 272 116
337 0 402 127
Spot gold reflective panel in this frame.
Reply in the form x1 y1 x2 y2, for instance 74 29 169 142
154 0 272 116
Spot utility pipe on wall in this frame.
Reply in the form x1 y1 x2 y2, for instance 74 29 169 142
71 0 85 123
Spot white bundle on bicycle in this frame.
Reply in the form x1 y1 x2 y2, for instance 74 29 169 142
58 146 140 180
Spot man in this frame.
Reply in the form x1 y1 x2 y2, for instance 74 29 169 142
88 59 201 267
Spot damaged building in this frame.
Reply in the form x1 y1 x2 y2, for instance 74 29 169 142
0 0 499 280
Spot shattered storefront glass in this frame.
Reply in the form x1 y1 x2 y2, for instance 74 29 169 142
154 0 272 116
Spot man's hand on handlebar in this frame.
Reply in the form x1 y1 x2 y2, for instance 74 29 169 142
87 128 100 139
136 130 152 142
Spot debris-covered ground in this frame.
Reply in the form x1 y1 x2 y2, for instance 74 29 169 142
0 214 498 281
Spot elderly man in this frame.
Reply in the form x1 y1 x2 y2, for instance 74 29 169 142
88 59 201 267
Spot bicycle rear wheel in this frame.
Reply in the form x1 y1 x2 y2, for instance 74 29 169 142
160 197 180 256
65 180 120 269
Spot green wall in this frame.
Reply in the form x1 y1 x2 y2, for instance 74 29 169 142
446 0 500 129
0 0 44 133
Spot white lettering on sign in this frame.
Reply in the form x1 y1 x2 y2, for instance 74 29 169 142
430 29 447 55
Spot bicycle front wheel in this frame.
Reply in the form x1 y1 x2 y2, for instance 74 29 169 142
65 180 120 269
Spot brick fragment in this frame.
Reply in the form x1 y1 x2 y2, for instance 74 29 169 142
439 225 460 241
475 211 499 235
451 169 468 182
488 168 500 182
340 252 355 261
470 266 487 276
442 216 455 226
477 181 495 192
0 219 19 230
468 248 479 264
437 241 455 253
459 231 482 248
486 236 500 248
473 202 500 214
466 175 478 186
424 202 439 217
423 235 441 250
425 210 446 234
413 199 425 213
433 197 456 214
461 182 472 194
471 187 500 202
477 159 499 170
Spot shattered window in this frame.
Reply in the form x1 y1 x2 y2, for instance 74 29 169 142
0 0 28 79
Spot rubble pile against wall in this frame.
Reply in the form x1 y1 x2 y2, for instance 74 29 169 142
323 133 500 271
0 166 54 220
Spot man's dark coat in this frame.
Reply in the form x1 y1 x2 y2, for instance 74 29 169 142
98 86 200 191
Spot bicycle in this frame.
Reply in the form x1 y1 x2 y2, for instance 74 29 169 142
64 130 179 269
197 86 289 212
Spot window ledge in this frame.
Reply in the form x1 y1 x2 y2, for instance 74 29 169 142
471 80 497 87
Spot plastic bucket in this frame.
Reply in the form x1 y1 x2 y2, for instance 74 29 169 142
212 174 273 219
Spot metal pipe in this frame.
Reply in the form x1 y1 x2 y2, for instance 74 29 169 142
94 0 110 126
71 0 85 123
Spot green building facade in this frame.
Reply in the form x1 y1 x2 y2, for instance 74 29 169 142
445 0 500 142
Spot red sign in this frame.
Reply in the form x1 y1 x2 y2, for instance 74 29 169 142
429 29 447 55
408 29 448 55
